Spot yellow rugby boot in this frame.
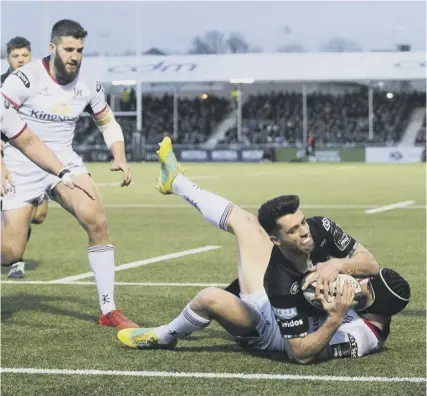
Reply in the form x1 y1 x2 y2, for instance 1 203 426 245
117 327 178 350
155 136 183 194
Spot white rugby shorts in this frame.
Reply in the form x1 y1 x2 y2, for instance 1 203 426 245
1 147 89 210
233 289 286 352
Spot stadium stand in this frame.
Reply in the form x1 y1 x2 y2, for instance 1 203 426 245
73 89 426 149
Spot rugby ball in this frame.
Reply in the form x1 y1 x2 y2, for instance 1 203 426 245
301 273 363 310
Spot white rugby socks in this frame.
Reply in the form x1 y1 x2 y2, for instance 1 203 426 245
172 173 234 231
155 304 211 343
88 245 116 315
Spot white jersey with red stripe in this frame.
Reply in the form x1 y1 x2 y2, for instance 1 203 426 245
0 96 27 141
1 56 107 154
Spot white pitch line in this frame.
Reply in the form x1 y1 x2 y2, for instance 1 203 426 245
1 281 228 287
365 201 416 214
0 368 425 383
53 246 221 283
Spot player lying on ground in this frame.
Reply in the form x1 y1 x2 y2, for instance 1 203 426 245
1 36 48 277
0 19 137 328
1 97 93 199
117 137 410 363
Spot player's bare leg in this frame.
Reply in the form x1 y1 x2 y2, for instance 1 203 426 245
1 204 37 278
52 174 138 329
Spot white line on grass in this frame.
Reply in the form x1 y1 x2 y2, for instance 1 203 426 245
365 201 416 214
53 246 221 283
44 203 427 210
0 368 425 383
1 281 228 287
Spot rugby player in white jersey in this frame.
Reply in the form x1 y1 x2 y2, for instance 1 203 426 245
118 138 410 363
1 19 138 329
1 96 93 198
1 36 49 278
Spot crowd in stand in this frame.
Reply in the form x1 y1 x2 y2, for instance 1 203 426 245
233 90 426 146
72 89 426 149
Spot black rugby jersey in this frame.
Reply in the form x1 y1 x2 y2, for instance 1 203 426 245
1 68 12 86
264 216 358 339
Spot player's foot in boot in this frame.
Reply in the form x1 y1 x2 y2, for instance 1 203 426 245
117 327 178 349
155 136 183 194
8 261 25 278
99 309 139 329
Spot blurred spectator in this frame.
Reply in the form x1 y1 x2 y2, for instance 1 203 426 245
129 88 136 111
120 88 130 111
73 89 426 151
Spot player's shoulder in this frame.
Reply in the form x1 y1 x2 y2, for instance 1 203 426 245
307 216 337 232
13 60 41 80
6 61 41 89
76 74 104 95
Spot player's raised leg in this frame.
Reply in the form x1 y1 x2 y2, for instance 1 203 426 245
156 136 273 294
51 173 138 329
1 204 37 278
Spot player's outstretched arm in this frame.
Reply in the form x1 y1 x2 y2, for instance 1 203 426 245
91 105 131 187
10 129 94 199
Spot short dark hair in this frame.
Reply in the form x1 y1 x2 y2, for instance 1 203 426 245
50 19 88 44
7 37 31 55
258 195 300 235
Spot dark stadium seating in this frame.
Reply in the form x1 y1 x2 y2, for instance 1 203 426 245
72 90 426 149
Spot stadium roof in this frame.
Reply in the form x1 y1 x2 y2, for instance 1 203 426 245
1 52 425 85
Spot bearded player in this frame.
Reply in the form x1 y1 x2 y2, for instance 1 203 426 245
1 19 137 329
